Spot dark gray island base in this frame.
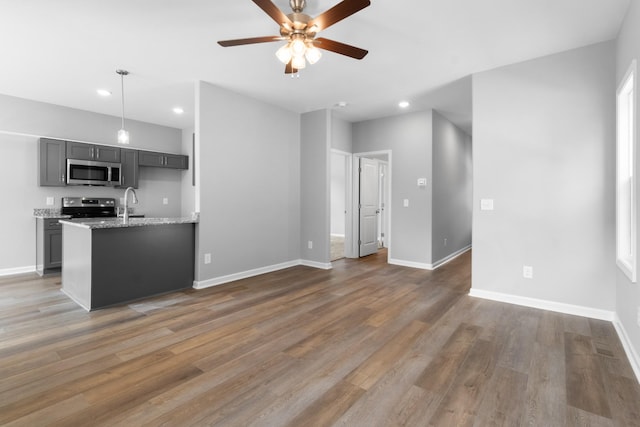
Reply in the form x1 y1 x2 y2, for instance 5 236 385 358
60 218 197 310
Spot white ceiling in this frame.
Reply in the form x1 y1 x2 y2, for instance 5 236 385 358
0 0 630 134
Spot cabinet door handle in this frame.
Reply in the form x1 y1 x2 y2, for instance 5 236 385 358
96 147 100 159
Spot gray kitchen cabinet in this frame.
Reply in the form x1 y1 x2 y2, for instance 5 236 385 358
39 138 67 186
139 150 188 170
164 154 188 169
66 141 121 162
36 218 63 275
118 148 139 188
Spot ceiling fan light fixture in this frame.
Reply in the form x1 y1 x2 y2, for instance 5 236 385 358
292 55 306 69
305 45 322 64
276 43 293 64
290 38 306 56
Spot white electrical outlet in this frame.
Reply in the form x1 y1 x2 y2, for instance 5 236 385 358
480 199 494 211
163 197 169 205
204 253 211 264
308 241 313 249
46 197 54 206
523 265 533 279
403 199 409 207
120 197 125 205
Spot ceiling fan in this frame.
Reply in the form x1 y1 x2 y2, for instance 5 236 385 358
218 0 371 74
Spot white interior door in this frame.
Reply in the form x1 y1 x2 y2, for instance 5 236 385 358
359 158 379 257
378 162 388 247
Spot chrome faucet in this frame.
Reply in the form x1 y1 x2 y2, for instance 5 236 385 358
123 187 138 222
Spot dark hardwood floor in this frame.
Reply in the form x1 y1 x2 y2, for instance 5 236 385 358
0 250 639 426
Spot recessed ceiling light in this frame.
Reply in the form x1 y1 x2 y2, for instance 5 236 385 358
337 101 348 108
173 107 184 114
96 89 112 97
398 101 410 108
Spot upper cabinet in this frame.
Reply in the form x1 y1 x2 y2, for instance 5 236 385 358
39 138 66 187
66 141 121 163
118 149 139 189
38 138 188 187
139 151 188 170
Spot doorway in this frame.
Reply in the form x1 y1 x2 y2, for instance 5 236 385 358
330 150 352 261
350 150 392 261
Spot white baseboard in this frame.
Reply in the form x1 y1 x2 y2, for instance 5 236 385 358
468 288 615 321
389 245 472 271
193 260 301 289
0 265 35 277
431 245 472 269
613 313 640 384
388 258 432 270
193 259 332 290
299 260 333 270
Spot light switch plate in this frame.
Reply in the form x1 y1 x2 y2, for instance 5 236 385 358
46 197 54 206
204 253 211 264
163 198 168 205
480 199 494 211
523 265 533 279
403 199 409 207
417 178 427 187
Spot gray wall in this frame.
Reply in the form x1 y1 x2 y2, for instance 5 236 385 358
353 110 433 265
432 111 473 263
300 110 331 265
471 41 616 310
180 126 196 216
195 82 300 282
0 94 183 273
331 114 352 152
615 0 640 366
0 93 182 153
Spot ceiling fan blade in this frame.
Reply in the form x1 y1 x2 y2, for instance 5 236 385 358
252 0 293 27
285 61 298 74
307 0 370 32
313 37 368 59
218 36 283 47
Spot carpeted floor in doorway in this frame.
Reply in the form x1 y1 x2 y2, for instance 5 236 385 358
330 235 345 261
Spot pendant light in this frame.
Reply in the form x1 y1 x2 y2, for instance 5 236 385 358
116 69 130 144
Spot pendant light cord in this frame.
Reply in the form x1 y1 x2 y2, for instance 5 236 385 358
120 71 126 129
117 69 129 130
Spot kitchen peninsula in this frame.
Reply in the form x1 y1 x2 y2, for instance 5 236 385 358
60 217 197 310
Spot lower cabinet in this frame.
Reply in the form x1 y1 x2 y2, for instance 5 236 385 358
36 218 63 275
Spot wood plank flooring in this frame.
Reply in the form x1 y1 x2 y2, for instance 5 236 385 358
1 250 639 426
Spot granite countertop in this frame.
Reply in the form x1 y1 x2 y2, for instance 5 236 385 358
59 217 199 229
33 209 71 219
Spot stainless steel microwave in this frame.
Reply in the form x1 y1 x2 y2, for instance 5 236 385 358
66 159 122 186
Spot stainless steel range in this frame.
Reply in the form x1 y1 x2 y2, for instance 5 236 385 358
61 197 117 218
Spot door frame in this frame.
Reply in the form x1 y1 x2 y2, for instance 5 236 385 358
350 150 392 261
331 149 354 260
